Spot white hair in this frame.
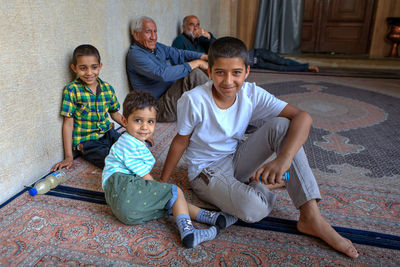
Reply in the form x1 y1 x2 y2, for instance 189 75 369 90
130 16 155 36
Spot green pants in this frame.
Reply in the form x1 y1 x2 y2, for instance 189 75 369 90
104 172 176 225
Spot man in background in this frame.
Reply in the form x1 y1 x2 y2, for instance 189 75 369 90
127 16 209 122
172 15 216 53
172 15 319 73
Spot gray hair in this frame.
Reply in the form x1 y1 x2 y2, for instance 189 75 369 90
130 16 155 36
182 15 198 26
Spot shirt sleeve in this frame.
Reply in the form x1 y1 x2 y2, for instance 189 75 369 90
177 92 201 136
60 86 76 117
118 137 153 177
209 32 216 42
250 84 287 121
198 32 216 52
107 85 120 113
129 45 193 82
166 45 202 64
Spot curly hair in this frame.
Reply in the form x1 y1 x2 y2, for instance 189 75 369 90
123 90 158 119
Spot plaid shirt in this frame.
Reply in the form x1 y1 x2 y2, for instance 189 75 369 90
61 77 120 147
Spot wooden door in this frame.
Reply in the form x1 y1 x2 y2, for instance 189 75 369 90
302 0 376 54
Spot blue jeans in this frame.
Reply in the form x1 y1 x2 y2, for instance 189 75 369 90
249 49 309 72
80 128 121 169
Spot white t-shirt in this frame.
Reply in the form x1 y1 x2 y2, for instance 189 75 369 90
177 80 287 180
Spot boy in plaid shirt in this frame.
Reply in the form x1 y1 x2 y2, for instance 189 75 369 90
52 44 124 170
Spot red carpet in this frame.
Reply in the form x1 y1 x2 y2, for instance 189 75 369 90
1 72 399 266
1 192 398 266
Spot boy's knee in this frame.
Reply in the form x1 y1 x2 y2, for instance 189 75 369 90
176 187 184 199
190 68 204 76
177 186 183 194
270 117 290 131
234 198 271 223
233 183 276 223
262 117 290 142
188 68 208 82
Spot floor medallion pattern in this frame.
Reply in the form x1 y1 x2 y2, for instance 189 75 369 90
262 81 400 178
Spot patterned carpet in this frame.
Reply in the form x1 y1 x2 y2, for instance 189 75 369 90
251 67 400 79
1 73 400 266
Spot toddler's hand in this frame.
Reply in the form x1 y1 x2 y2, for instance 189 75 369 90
146 136 155 147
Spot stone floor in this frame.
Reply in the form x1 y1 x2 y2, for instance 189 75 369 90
286 53 400 70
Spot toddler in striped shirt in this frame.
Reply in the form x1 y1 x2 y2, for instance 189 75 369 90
102 90 237 248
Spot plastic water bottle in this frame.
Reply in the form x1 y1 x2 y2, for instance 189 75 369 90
282 171 290 181
29 171 67 196
259 171 290 183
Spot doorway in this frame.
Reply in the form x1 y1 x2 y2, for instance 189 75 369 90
301 0 376 54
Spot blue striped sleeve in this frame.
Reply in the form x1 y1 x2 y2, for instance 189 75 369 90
119 135 155 177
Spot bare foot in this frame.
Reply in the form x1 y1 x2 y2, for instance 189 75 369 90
266 180 285 190
308 65 319 73
297 200 359 258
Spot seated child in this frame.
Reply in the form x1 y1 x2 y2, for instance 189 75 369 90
52 44 124 171
161 37 358 258
102 90 236 248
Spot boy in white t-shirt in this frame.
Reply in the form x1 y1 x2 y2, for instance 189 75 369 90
161 37 359 258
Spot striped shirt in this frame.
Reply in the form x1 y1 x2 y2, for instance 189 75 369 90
60 77 120 146
102 132 155 188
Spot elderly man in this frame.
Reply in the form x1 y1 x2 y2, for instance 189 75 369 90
127 16 209 122
172 15 319 73
172 15 216 53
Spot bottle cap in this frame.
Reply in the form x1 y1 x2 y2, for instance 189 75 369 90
283 172 290 181
29 188 38 196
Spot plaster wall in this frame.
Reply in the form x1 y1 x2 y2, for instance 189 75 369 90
0 0 233 205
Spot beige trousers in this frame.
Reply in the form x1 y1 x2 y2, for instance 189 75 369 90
190 118 321 223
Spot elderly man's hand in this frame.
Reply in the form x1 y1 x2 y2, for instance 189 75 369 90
188 59 208 71
200 54 208 61
197 59 209 71
194 27 211 39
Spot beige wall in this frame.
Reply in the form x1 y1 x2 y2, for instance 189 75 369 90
237 0 259 49
0 0 235 205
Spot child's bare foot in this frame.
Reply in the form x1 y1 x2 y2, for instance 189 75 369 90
266 180 285 190
308 65 319 73
297 200 359 258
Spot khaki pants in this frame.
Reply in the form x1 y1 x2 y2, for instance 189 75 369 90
190 118 321 223
156 68 209 122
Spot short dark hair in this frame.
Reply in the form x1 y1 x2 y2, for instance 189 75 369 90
123 90 158 119
208 37 249 70
72 44 101 65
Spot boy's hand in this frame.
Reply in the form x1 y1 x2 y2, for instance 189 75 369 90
51 157 74 171
252 153 292 185
146 136 155 147
142 173 155 181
